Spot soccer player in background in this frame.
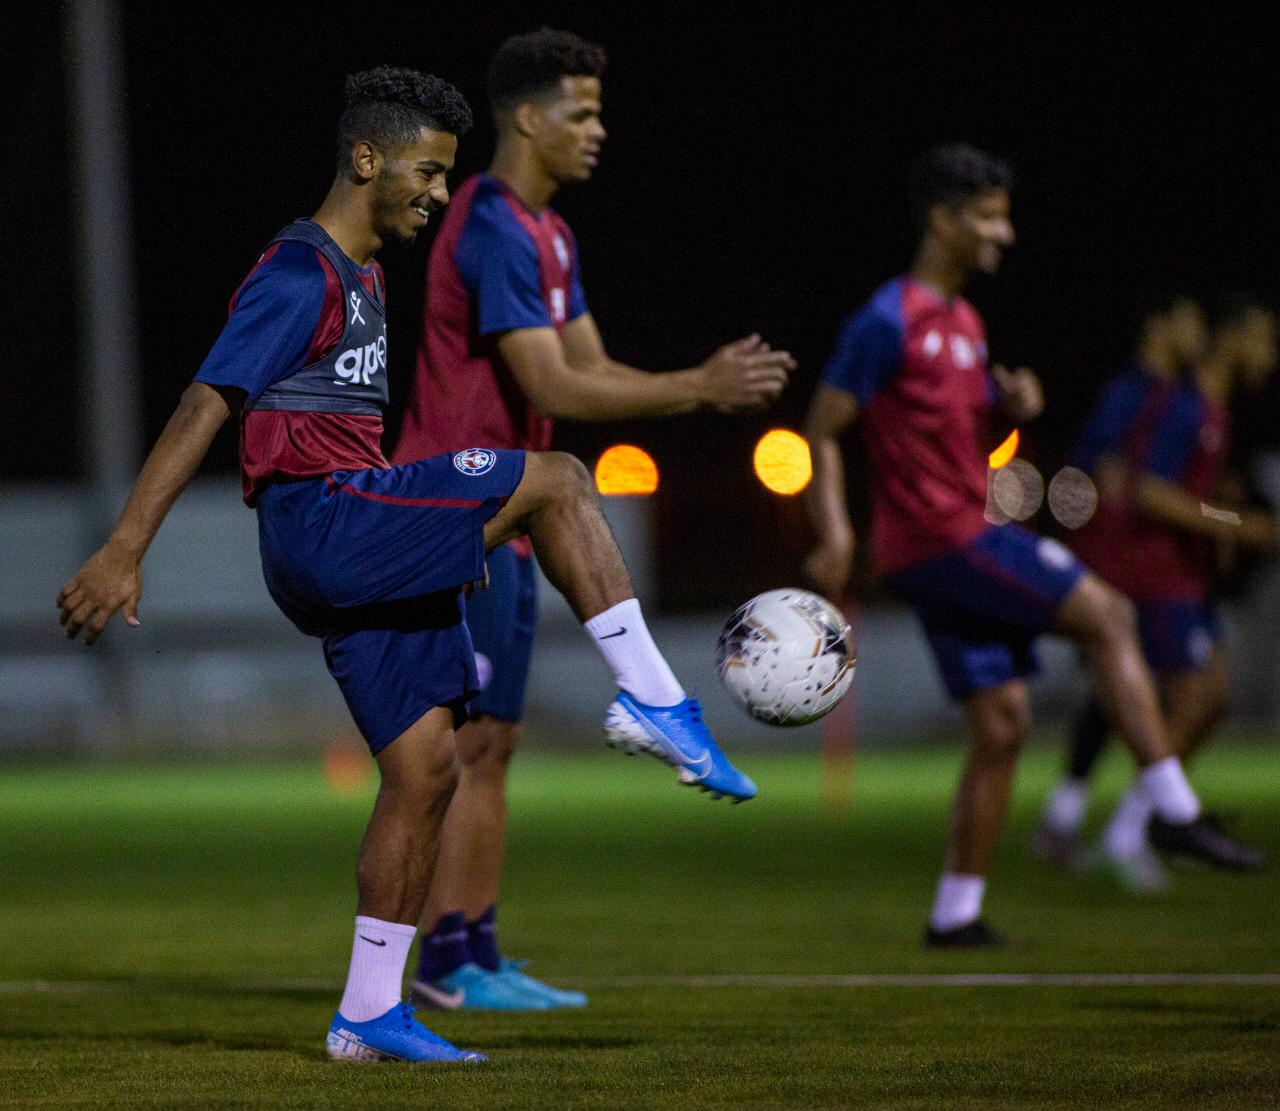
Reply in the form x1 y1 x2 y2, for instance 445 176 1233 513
802 143 1261 947
57 67 757 1063
393 28 794 1010
1036 294 1275 888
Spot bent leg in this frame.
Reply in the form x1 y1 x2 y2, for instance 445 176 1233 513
1162 648 1229 762
1055 574 1171 768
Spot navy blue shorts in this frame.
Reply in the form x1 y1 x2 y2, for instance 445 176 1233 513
256 449 526 754
888 524 1087 701
1135 599 1221 676
465 542 539 722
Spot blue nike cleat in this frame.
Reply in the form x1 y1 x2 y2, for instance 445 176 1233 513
325 1001 485 1063
411 961 552 1011
496 958 588 1008
604 692 758 802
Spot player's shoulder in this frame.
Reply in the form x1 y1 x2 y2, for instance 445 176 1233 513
841 278 908 335
460 177 535 240
232 238 330 311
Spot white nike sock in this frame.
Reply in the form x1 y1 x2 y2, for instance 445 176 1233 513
1103 785 1154 860
584 598 684 707
336 916 416 1022
929 873 985 932
1043 778 1089 835
1139 756 1200 823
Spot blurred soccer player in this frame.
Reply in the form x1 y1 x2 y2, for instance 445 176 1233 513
57 67 757 1063
393 28 793 1010
1036 294 1275 888
802 144 1261 947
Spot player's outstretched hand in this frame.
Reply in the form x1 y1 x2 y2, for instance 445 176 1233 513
992 364 1044 423
57 541 143 645
803 540 853 602
699 333 795 413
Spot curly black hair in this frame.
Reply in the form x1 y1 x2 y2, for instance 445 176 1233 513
910 143 1012 232
486 28 607 115
337 66 473 170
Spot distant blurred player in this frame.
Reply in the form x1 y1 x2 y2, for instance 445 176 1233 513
803 144 1261 947
57 67 757 1064
393 29 793 1010
1036 294 1275 887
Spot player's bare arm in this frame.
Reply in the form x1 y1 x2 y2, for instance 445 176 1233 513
57 382 233 645
494 315 792 422
991 364 1044 423
801 384 859 599
1136 473 1277 550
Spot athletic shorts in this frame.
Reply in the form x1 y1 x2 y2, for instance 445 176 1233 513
464 541 539 722
1134 598 1221 676
887 524 1087 701
255 449 526 753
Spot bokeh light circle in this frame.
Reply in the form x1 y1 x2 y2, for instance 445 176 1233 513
1048 466 1099 529
754 429 812 495
594 444 659 495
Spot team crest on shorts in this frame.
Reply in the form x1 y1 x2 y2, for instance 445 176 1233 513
453 448 497 476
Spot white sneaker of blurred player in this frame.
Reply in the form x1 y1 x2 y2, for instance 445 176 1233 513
1093 843 1170 893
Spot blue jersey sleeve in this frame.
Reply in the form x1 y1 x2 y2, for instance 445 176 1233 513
567 247 588 322
1144 389 1201 482
1073 371 1147 472
821 307 903 403
455 202 552 335
194 241 326 403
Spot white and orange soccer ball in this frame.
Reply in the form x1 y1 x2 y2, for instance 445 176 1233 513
715 588 856 726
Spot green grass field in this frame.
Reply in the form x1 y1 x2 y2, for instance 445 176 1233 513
2 737 1278 1108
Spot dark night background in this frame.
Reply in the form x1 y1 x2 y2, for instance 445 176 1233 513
10 4 1279 609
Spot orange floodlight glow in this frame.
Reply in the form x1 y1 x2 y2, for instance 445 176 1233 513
989 429 1020 469
594 444 658 495
754 429 812 495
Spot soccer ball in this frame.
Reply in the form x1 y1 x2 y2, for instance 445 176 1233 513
715 588 856 726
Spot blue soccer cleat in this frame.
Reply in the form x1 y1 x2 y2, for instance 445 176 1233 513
325 1001 485 1063
411 961 552 1011
604 692 758 802
495 958 588 1009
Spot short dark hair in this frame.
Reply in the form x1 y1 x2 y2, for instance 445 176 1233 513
487 28 607 115
337 66 473 170
911 143 1012 231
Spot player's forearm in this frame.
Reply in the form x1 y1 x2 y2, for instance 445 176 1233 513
1136 476 1233 540
536 361 701 421
805 436 855 551
107 383 231 558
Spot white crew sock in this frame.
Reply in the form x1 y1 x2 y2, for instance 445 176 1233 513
929 873 985 932
1043 778 1090 835
584 598 684 707
336 916 417 1022
1103 784 1154 860
1140 756 1200 823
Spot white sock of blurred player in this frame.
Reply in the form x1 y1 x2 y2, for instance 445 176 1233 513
1104 756 1200 859
929 873 985 932
337 916 416 1021
585 598 684 706
1042 777 1090 836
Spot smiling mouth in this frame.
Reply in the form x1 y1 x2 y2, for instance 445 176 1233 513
412 204 431 223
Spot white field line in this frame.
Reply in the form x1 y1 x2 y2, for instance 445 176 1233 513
2 973 1280 994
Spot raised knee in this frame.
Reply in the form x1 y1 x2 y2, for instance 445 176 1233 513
1089 585 1137 647
974 690 1032 761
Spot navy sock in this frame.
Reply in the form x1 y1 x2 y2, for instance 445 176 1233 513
416 911 471 981
467 905 501 972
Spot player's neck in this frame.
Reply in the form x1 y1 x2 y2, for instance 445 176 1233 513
1196 354 1233 402
312 183 380 268
489 144 559 213
909 241 968 300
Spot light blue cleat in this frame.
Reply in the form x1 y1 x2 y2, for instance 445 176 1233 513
604 692 758 802
496 958 588 1008
325 1001 485 1063
411 961 552 1011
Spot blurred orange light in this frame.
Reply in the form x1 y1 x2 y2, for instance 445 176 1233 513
594 444 658 495
989 429 1020 469
754 429 812 495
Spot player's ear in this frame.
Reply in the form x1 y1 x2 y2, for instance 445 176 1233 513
348 139 381 183
512 101 541 140
926 202 954 239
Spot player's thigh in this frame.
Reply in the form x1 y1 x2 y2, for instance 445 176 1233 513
483 451 595 549
1054 571 1137 647
374 705 460 797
